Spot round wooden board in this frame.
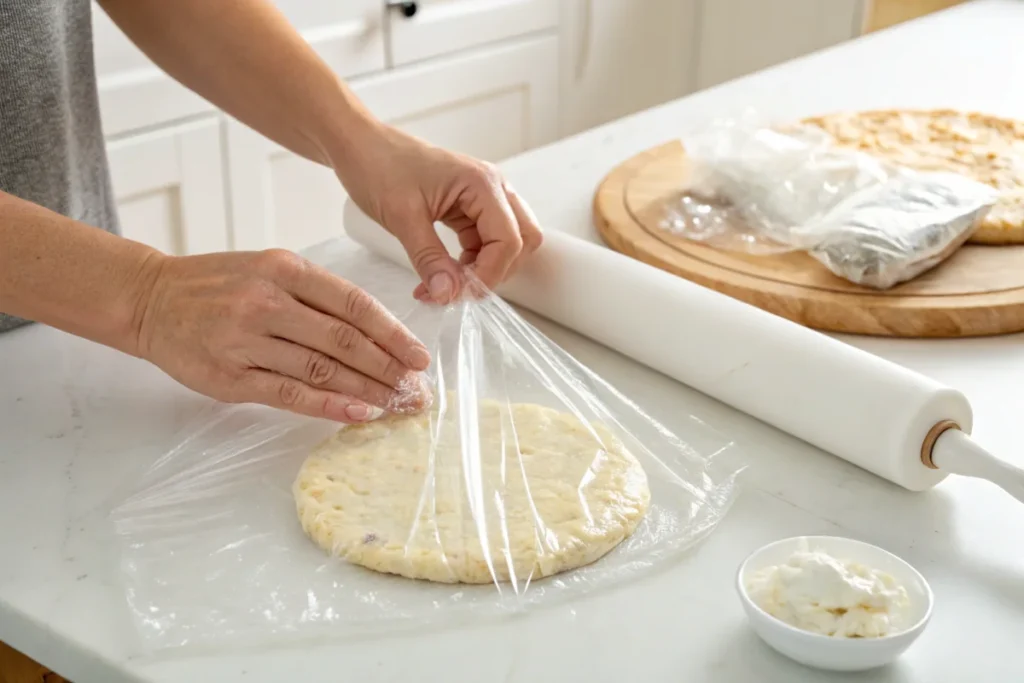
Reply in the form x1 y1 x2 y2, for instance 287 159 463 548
593 141 1024 338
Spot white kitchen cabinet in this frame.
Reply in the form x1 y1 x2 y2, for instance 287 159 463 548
226 35 559 253
558 0 699 136
106 119 229 256
91 0 386 137
695 0 865 90
386 0 558 66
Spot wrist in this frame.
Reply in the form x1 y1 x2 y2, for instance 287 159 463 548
313 82 389 174
0 194 168 357
119 247 168 360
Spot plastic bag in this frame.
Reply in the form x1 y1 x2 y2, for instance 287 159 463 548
110 241 740 653
661 113 998 289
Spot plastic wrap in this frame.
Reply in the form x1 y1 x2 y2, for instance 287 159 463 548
110 243 741 652
661 114 998 289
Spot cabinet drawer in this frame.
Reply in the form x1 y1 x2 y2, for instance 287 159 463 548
107 119 229 256
226 35 559 254
387 0 558 66
92 0 387 136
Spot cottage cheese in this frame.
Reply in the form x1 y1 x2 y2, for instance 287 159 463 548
745 545 911 638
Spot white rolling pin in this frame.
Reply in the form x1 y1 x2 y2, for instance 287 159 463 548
342 202 1024 504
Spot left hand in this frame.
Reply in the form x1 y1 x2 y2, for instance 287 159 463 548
333 121 543 304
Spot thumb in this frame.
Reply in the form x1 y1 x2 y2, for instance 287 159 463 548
397 223 461 304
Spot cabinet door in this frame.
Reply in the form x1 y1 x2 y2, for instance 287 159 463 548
226 36 559 253
695 0 865 90
92 0 386 136
559 0 699 136
386 0 558 66
107 119 229 256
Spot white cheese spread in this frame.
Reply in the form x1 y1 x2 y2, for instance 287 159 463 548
745 544 910 638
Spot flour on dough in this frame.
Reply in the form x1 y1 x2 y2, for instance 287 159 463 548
292 398 651 584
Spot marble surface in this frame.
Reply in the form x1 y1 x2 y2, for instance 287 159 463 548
3 1 1024 680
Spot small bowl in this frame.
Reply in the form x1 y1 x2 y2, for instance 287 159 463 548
736 535 933 672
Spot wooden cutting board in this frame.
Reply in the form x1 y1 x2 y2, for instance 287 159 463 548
592 140 1024 338
0 640 68 683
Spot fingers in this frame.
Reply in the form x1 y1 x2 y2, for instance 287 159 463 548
245 338 428 414
281 257 431 371
503 184 543 279
448 169 543 291
390 215 463 305
251 251 433 405
234 368 379 423
413 225 480 301
455 223 483 263
267 295 424 394
465 181 522 290
411 183 543 302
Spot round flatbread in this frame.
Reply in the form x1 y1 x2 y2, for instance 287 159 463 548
800 109 1024 244
293 399 650 584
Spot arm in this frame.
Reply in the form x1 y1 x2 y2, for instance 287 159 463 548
0 191 157 355
0 190 429 422
95 0 373 167
96 0 543 301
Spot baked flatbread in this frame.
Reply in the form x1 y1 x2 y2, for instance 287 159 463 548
293 399 650 584
801 109 1024 244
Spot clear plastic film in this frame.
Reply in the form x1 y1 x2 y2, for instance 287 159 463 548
110 243 740 652
661 112 999 289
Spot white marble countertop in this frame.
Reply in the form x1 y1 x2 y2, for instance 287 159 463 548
3 1 1024 680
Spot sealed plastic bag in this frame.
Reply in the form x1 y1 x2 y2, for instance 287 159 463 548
661 113 998 289
110 242 740 652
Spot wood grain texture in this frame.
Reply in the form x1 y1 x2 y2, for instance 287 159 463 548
593 141 1024 338
0 641 68 683
865 0 966 32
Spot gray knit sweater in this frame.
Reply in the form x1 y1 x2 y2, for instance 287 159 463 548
0 0 120 332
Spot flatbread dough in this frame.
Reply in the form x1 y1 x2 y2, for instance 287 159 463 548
800 109 1024 244
293 399 650 584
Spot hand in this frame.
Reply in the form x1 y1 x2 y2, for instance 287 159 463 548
333 122 543 304
135 249 431 423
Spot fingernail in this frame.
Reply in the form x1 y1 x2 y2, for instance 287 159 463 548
428 272 455 303
345 403 383 422
408 344 431 370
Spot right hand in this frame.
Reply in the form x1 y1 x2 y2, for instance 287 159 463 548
134 248 431 423
333 122 543 304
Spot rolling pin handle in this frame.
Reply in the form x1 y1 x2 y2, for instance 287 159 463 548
929 426 1024 505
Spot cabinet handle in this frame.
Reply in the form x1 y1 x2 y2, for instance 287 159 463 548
387 1 418 18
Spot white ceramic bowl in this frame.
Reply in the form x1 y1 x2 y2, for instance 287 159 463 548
736 535 933 672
